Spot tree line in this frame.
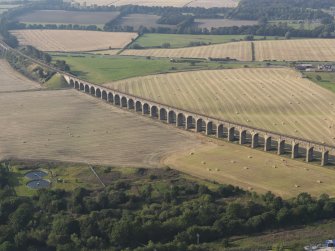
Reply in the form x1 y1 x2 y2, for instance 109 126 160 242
229 0 334 20
1 163 335 251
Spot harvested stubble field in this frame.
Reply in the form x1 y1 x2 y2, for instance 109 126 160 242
165 143 335 198
0 89 202 167
105 67 335 145
254 39 335 61
124 39 335 61
11 30 138 52
195 18 258 28
16 10 120 25
122 41 252 61
0 60 40 92
73 0 239 8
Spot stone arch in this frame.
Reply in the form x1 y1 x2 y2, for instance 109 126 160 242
121 96 127 107
196 118 205 132
90 86 95 95
177 113 186 127
206 121 215 135
108 92 113 103
102 90 107 101
80 82 84 91
96 88 102 98
168 110 176 124
114 94 120 105
128 99 134 109
69 79 74 88
143 103 150 115
217 124 224 138
135 101 142 112
85 84 90 93
159 108 167 121
151 106 158 118
75 81 80 89
186 115 195 129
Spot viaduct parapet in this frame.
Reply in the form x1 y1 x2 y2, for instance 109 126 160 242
64 75 335 167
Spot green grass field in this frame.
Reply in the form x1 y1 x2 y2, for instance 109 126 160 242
304 72 335 93
134 34 284 48
52 54 225 83
52 53 277 83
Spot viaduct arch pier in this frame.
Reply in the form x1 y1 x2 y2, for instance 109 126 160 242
64 75 335 167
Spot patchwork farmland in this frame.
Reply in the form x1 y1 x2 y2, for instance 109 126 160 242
104 67 335 146
123 39 335 61
11 30 138 52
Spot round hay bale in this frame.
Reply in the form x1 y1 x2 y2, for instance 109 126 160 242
201 161 206 165
248 156 253 159
248 187 253 190
230 160 236 164
294 184 300 188
304 168 309 171
317 180 322 184
243 166 249 170
216 168 220 172
273 165 277 169
207 168 211 171
189 152 194 156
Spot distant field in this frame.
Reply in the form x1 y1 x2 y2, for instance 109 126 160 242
122 41 252 60
165 143 335 198
16 10 120 25
187 0 239 8
0 60 40 92
134 33 278 48
254 39 335 61
0 89 201 167
11 30 137 52
51 54 221 83
195 18 258 28
73 0 239 8
119 14 175 30
104 68 335 145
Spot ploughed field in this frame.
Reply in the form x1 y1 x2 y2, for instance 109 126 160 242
72 0 239 8
123 39 335 61
16 10 120 25
0 60 40 92
104 67 335 146
0 88 201 166
11 30 138 52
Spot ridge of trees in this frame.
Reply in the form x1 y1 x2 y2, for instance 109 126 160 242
1 164 335 250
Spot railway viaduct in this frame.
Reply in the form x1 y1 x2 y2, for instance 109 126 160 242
63 75 335 167
1 39 334 166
